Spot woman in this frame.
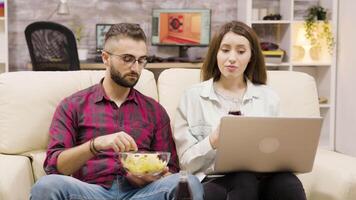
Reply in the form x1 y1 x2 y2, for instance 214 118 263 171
173 21 306 200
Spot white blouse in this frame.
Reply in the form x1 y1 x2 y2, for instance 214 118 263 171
173 78 280 181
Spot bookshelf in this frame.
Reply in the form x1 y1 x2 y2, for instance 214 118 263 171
238 0 338 150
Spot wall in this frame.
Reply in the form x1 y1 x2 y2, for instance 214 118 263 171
335 0 356 156
7 0 237 71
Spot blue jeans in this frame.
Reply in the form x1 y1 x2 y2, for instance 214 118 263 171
30 174 203 200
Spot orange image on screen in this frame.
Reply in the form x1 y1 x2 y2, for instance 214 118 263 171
159 13 201 45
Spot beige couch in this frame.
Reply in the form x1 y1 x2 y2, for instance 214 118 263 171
0 69 356 200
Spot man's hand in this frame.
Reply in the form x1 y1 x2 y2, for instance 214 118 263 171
125 167 170 188
95 131 138 152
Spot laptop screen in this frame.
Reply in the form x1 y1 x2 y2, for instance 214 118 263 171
96 24 113 52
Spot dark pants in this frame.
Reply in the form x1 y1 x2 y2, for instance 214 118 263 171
203 172 306 200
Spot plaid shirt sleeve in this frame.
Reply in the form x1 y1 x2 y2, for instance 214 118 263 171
44 98 77 174
151 106 180 174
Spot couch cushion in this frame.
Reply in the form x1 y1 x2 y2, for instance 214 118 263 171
298 149 356 200
0 154 34 200
0 69 157 154
267 71 320 117
157 68 320 123
157 68 201 123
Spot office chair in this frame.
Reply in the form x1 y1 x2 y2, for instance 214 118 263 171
25 21 80 71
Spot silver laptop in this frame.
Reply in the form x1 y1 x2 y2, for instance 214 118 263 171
206 116 322 175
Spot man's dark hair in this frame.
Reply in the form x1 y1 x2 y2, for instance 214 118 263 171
104 23 147 43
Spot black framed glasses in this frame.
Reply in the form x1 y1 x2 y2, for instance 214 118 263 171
103 50 148 67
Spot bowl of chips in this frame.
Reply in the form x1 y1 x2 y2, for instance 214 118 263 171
118 151 170 176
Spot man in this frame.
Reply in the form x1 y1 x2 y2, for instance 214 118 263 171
30 23 203 200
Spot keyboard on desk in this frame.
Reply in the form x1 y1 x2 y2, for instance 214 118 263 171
94 56 103 63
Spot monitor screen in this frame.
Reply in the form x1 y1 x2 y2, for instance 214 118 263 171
96 24 113 52
151 9 211 47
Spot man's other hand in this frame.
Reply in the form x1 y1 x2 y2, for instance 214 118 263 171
125 167 170 188
95 131 138 152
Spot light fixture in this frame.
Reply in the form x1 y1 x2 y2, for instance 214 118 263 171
295 27 313 63
58 0 70 15
47 0 69 20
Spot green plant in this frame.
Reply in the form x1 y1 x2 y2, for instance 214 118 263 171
70 17 86 45
304 5 335 54
73 24 85 44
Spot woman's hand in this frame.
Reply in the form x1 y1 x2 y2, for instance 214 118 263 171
125 167 170 188
94 131 138 152
209 125 220 149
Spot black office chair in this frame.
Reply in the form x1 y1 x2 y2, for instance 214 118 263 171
25 21 80 71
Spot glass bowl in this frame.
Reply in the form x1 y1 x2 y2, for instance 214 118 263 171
118 151 170 176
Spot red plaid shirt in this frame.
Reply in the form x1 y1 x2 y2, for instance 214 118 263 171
44 81 179 188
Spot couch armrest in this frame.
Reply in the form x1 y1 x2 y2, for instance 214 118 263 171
0 154 34 200
298 149 356 200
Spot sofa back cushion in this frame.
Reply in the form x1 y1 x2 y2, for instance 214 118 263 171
267 70 320 117
158 68 320 123
0 69 157 154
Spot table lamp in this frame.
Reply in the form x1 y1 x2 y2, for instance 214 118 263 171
295 27 313 63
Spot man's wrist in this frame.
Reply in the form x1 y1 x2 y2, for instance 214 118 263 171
89 138 101 155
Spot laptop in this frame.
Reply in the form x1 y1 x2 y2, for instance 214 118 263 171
205 116 322 175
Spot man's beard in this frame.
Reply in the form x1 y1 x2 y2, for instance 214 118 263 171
110 65 139 88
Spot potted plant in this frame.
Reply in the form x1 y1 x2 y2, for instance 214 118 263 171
304 5 335 54
71 19 88 60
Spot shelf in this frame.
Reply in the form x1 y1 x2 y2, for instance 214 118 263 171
266 62 331 67
252 20 291 24
266 62 290 67
292 62 331 66
292 20 305 24
319 104 330 108
240 0 337 150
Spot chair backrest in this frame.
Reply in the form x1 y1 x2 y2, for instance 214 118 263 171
158 68 320 123
25 21 80 71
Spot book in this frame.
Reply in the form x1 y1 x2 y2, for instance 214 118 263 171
263 50 284 64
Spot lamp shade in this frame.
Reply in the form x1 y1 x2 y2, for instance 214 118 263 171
295 27 313 62
295 27 311 47
58 0 69 15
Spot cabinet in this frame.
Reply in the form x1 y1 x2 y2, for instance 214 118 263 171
0 0 7 73
238 0 337 150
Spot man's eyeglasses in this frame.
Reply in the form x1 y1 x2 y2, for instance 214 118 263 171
102 50 148 67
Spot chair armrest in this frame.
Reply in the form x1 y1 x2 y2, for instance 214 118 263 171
298 149 356 200
0 154 34 200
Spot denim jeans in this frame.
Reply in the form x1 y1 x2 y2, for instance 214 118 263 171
30 173 203 200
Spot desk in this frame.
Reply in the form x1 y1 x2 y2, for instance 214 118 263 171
80 61 203 70
27 61 202 80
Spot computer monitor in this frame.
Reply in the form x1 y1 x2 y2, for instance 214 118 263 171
151 9 211 57
96 24 113 52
